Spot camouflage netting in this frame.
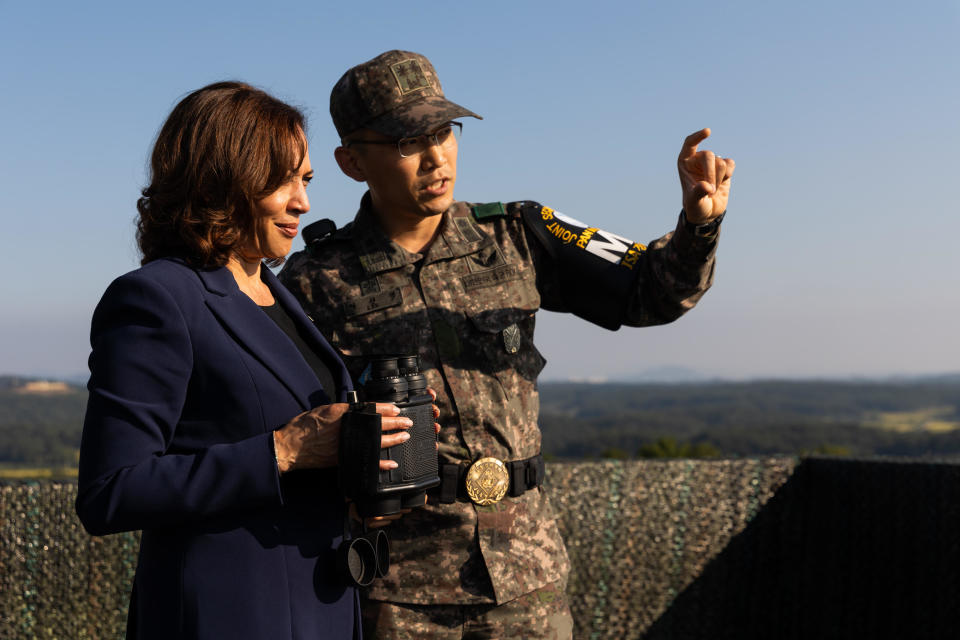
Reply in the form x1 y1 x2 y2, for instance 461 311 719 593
550 458 797 639
4 458 960 639
0 481 139 639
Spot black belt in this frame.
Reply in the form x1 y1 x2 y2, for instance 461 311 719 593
433 454 545 504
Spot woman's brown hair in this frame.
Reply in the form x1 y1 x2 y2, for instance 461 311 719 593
136 81 307 267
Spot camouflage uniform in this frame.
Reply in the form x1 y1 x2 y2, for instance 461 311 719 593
279 194 719 612
360 580 572 640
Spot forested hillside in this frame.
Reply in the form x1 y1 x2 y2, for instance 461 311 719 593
3 375 960 468
0 378 86 467
538 379 960 459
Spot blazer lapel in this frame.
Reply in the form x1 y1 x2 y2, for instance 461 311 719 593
196 266 321 411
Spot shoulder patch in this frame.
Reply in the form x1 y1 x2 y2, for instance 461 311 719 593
470 202 507 221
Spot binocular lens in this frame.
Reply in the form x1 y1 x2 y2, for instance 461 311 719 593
373 529 390 578
337 529 390 587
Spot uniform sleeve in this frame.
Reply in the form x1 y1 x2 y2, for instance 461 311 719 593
76 273 281 536
620 212 719 327
521 203 720 329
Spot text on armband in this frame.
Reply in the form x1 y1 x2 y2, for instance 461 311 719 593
545 221 579 245
620 242 647 270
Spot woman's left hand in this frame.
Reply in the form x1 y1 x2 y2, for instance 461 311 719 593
274 402 413 473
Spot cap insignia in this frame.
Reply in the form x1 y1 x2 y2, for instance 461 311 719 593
391 59 430 95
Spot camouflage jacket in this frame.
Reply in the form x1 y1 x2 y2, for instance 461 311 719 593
279 193 720 605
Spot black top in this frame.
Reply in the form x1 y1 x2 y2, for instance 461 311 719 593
260 301 339 402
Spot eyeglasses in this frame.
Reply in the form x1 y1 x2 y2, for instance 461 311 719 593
346 122 462 158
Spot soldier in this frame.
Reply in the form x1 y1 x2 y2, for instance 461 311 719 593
280 50 734 639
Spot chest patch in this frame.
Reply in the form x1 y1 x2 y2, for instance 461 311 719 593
454 217 483 244
359 251 391 273
359 278 381 295
344 287 402 318
461 264 522 291
467 244 506 271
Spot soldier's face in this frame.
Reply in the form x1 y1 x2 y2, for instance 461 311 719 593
350 128 458 221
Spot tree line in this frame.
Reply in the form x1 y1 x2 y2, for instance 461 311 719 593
537 379 960 460
2 376 960 467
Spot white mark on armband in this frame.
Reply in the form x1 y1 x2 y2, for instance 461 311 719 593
549 208 639 266
583 228 635 265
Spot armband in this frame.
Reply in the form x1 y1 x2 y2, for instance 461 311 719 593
520 202 645 330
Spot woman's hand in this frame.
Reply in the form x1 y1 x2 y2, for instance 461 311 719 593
273 403 414 474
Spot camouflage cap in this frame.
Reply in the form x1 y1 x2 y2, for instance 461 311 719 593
330 50 482 139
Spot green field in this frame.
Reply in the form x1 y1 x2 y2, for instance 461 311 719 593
0 464 78 479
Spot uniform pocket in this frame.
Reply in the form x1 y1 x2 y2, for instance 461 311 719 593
466 308 546 382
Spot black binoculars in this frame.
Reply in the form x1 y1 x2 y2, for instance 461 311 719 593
338 355 440 518
336 355 440 585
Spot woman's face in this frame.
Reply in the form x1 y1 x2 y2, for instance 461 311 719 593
242 149 313 261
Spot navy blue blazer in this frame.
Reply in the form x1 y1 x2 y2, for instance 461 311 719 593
76 258 359 639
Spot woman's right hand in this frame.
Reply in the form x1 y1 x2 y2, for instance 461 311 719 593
273 403 413 474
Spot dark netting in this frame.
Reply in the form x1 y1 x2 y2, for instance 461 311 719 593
4 458 960 638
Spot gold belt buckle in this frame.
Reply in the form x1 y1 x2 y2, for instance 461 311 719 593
465 457 510 506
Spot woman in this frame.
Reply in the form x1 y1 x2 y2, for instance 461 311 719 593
76 82 410 639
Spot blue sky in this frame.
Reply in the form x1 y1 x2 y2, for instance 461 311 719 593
1 0 957 381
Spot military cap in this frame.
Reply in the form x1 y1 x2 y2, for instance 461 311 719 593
330 50 482 139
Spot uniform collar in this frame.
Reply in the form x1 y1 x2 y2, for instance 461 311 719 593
351 193 493 275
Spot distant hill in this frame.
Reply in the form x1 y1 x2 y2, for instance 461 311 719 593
14 380 73 395
538 379 960 459
543 365 712 384
0 374 87 389
0 380 86 466
545 370 960 385
619 365 713 384
2 375 960 466
895 372 960 385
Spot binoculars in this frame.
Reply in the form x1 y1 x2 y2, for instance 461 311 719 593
337 355 440 585
340 354 440 518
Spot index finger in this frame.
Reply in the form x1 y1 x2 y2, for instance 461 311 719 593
374 402 401 416
679 127 711 160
